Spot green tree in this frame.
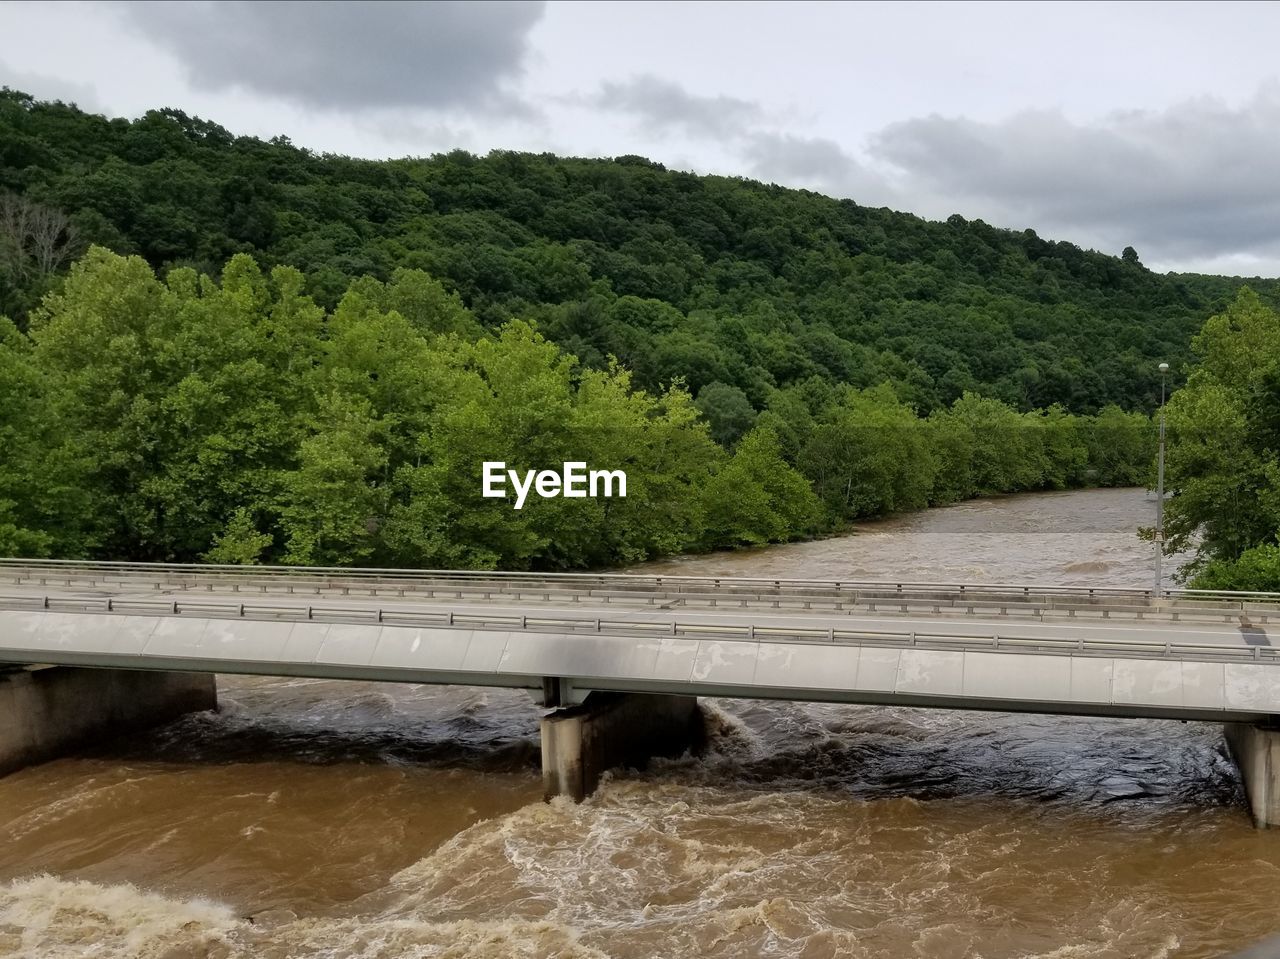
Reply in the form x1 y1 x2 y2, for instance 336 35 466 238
701 426 823 547
1163 290 1280 580
801 385 935 519
204 508 273 565
695 381 757 447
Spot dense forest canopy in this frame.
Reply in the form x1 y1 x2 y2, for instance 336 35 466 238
0 90 1275 577
0 247 1154 567
3 88 1277 420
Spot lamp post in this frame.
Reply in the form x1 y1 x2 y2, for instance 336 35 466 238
1154 361 1169 598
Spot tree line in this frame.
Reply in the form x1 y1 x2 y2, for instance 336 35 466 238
0 248 1155 568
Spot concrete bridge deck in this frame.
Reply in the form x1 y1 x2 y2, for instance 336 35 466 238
2 584 1279 722
4 561 1280 818
5 558 1280 623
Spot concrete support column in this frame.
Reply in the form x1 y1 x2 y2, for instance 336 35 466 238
1225 722 1280 828
541 691 702 801
0 666 217 776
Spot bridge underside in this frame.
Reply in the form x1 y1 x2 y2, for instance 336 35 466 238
3 660 1280 826
4 609 1280 723
1225 724 1280 828
0 665 216 776
6 608 1280 821
541 691 703 801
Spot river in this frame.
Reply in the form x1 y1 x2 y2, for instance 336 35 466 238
2 487 1277 958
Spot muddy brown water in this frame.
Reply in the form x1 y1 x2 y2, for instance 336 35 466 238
2 487 1277 958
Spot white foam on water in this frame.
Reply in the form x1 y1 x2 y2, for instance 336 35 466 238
0 874 240 959
0 875 611 959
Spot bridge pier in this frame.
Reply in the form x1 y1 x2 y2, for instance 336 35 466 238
1225 723 1280 828
0 665 217 776
541 691 702 801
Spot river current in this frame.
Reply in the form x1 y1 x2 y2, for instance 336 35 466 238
2 487 1278 958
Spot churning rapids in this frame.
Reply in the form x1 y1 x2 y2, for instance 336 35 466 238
3 488 1279 959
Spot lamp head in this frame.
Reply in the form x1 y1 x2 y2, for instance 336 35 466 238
1158 362 1169 373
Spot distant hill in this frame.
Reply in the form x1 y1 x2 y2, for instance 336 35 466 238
2 88 1275 413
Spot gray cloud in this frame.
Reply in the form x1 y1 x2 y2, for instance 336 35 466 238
870 89 1280 268
0 60 101 112
111 0 545 114
592 74 765 139
743 132 892 205
588 77 893 205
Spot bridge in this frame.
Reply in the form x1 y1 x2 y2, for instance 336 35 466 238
4 559 1280 824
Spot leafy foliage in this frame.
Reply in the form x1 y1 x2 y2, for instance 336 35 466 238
2 91 1219 570
1164 290 1280 586
0 248 1159 568
4 88 1277 418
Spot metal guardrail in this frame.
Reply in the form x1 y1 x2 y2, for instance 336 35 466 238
1 559 1276 623
0 557 1244 599
1 557 1277 603
2 593 1277 664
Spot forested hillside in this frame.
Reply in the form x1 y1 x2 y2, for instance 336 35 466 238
3 88 1275 420
0 91 1269 570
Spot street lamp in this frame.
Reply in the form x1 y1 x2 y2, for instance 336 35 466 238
1154 361 1169 598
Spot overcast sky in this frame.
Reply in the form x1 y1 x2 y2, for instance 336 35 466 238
3 0 1279 276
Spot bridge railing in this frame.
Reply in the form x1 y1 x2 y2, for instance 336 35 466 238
2 592 1278 664
3 556 1279 607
